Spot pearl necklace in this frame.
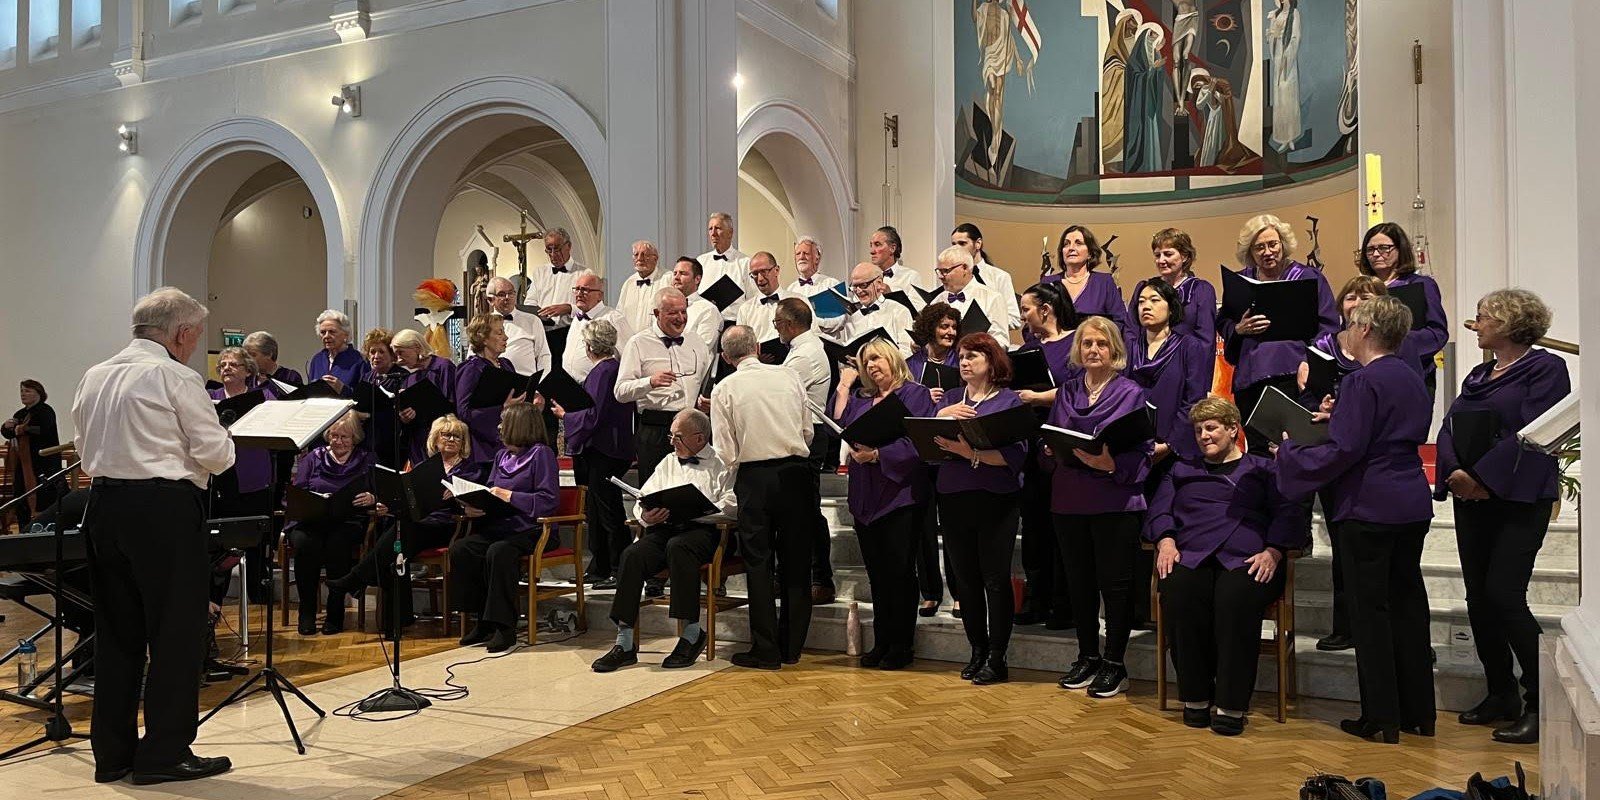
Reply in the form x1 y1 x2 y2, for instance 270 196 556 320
1064 270 1089 285
1086 373 1113 404
1491 349 1530 374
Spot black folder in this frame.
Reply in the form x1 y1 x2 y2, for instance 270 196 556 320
1009 348 1056 391
760 338 791 363
1039 405 1158 462
353 382 395 416
700 275 745 311
822 328 893 365
467 364 539 409
883 290 919 317
637 483 720 521
960 302 993 338
903 404 1040 462
214 388 269 427
538 367 596 413
698 353 736 399
285 482 365 525
278 379 342 401
918 361 961 390
1220 266 1320 342
913 284 945 305
1303 345 1342 400
205 379 223 391
371 455 449 522
837 391 912 448
448 479 518 518
1245 386 1330 445
1449 409 1500 469
1389 282 1431 331
393 378 454 428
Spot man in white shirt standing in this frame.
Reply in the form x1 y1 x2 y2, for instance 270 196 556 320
697 212 753 322
527 227 579 327
933 245 1013 344
591 409 736 673
72 287 236 785
669 257 725 365
787 235 840 297
562 271 632 383
818 263 916 356
487 276 552 376
775 298 837 604
869 226 925 298
710 326 817 669
951 222 1022 331
614 288 708 487
733 251 800 345
616 240 662 336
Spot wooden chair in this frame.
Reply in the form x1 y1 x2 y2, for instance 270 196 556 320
627 518 745 662
278 516 375 628
1150 544 1299 723
521 485 588 644
412 516 467 635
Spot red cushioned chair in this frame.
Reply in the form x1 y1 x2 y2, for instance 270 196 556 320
522 485 588 644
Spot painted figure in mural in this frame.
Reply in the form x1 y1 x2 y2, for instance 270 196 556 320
972 0 1037 174
1100 9 1141 173
1190 72 1258 173
1171 0 1201 116
1267 0 1305 153
1123 22 1167 174
1337 0 1358 136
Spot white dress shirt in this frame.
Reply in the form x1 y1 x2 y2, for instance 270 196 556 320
710 358 813 467
526 260 580 327
697 247 753 322
938 279 1012 343
819 299 915 357
734 288 802 343
73 339 236 488
787 273 840 297
881 261 926 296
616 270 663 336
782 330 832 413
614 329 710 412
500 310 553 376
684 293 725 363
973 259 1022 330
639 444 737 527
562 303 634 383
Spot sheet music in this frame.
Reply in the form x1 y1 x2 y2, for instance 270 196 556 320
229 398 354 448
272 378 297 395
804 397 844 435
607 476 645 499
442 475 492 496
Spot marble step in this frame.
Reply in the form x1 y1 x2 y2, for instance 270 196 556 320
1290 554 1578 605
1291 588 1570 642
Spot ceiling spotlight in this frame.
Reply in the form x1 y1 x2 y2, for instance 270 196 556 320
731 73 745 90
116 124 137 155
331 85 361 118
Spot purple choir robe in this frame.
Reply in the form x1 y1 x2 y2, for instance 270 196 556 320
306 345 371 398
476 444 560 538
1277 355 1433 524
272 365 305 386
1125 330 1213 463
400 355 458 466
1042 374 1154 514
837 383 936 525
1218 262 1339 392
209 385 272 493
1386 272 1450 380
906 346 958 386
454 354 518 464
1028 333 1079 387
359 366 408 465
420 458 488 528
1434 348 1571 504
285 446 375 531
563 357 636 462
1128 274 1219 345
933 387 1030 495
1065 270 1130 335
1144 454 1309 571
1305 330 1424 408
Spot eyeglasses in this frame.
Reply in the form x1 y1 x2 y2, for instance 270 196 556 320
489 290 516 298
543 242 565 252
1252 240 1283 253
934 265 963 277
438 432 463 440
668 431 704 443
848 280 879 290
748 267 778 279
1364 244 1397 255
572 286 602 295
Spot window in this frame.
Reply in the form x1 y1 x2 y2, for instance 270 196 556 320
72 0 101 47
171 0 201 26
0 0 16 68
29 0 58 59
815 0 837 19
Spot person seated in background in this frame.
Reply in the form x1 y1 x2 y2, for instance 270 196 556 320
284 411 385 636
1147 397 1307 737
450 403 559 654
591 409 735 673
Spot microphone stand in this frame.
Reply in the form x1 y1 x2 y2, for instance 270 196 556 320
0 460 90 760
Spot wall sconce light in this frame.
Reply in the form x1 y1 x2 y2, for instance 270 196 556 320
731 73 745 90
117 124 137 155
331 85 361 118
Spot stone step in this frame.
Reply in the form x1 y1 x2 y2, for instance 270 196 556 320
1291 588 1570 642
1289 554 1578 605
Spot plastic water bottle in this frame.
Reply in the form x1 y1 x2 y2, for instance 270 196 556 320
17 639 38 691
845 602 861 656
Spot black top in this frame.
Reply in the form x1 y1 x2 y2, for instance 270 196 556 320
4 401 63 476
1203 458 1243 476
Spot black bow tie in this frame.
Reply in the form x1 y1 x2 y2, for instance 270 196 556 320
882 268 895 279
712 253 729 261
859 304 879 314
760 294 779 305
575 312 590 321
499 313 515 320
661 336 684 347
552 265 568 274
798 278 815 286
636 278 652 286
678 456 701 465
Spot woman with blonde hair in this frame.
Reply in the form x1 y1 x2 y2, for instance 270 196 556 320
393 327 457 466
284 411 384 635
454 314 528 463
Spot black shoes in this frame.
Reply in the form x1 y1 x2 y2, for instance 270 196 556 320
592 577 618 591
663 632 708 669
1340 717 1400 744
971 652 1008 685
1182 706 1211 729
960 647 987 680
325 572 364 595
1459 694 1521 726
731 651 782 670
1315 632 1354 652
484 626 518 653
131 755 233 785
1209 714 1245 736
321 616 345 636
879 648 914 671
297 618 318 636
643 579 666 599
1086 661 1129 698
458 623 492 647
592 644 639 673
859 646 886 669
1492 711 1539 744
1059 657 1103 690
920 602 940 618
94 766 132 784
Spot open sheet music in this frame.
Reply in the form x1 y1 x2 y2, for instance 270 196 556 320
229 398 355 451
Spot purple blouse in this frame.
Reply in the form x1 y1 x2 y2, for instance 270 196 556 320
454 354 518 464
209 385 272 493
1387 272 1450 378
906 346 959 385
932 387 1029 495
1128 274 1219 345
1218 262 1339 392
563 357 636 462
272 365 305 386
1144 454 1309 571
1277 355 1433 524
1125 330 1213 463
400 355 458 467
421 458 488 527
476 444 560 538
286 446 375 531
1434 348 1571 504
1042 374 1153 514
306 346 371 398
836 382 936 525
1064 270 1130 335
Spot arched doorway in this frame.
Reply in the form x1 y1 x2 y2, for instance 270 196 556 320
737 101 856 281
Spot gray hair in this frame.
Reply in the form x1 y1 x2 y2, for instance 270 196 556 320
390 328 428 352
632 240 659 256
654 286 686 310
720 325 757 361
243 331 280 360
315 309 352 336
573 269 605 289
674 408 712 438
487 276 515 294
937 245 975 269
709 212 734 227
1236 214 1300 268
795 235 821 255
582 320 620 359
545 227 572 246
132 287 208 340
217 346 259 378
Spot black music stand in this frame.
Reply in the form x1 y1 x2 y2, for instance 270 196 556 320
0 461 90 761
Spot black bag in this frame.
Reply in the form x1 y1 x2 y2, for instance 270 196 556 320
1300 773 1385 800
1465 763 1532 800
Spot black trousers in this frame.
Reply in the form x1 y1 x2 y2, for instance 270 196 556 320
635 412 674 487
807 424 835 590
1456 498 1553 710
941 491 1021 653
857 504 921 654
1019 454 1069 618
1237 375 1300 458
1054 511 1143 663
1161 558 1285 712
82 480 208 772
448 528 545 627
610 523 720 626
735 457 818 662
349 518 453 625
575 451 632 579
1342 519 1435 727
1324 514 1352 638
917 500 951 603
288 518 365 624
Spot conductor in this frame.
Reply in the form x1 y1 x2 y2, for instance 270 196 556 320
71 287 236 785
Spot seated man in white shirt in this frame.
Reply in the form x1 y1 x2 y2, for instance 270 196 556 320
734 251 800 346
951 223 1022 331
617 240 663 336
818 262 915 356
562 270 633 383
697 212 754 322
787 235 840 296
933 245 1012 344
487 276 552 376
591 408 735 672
670 257 725 364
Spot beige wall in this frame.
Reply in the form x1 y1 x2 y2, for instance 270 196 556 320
736 170 797 271
207 180 327 372
432 190 533 284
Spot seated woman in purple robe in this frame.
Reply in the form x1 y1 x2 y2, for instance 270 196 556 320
1147 397 1307 737
454 313 532 464
449 403 559 654
832 338 935 672
1277 296 1435 744
392 328 457 467
1012 281 1078 628
1126 227 1218 345
1436 289 1570 746
284 412 383 636
904 302 959 617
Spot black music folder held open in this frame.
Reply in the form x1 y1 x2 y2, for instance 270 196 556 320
903 404 1040 462
285 482 365 525
821 327 893 365
1303 345 1341 400
214 388 269 426
1009 348 1056 391
1245 386 1330 446
918 361 961 391
883 290 919 317
442 475 518 518
700 275 745 311
913 284 945 305
393 378 454 427
1039 405 1157 463
466 364 539 409
274 378 343 401
759 338 791 363
538 367 596 413
371 455 447 522
959 302 993 338
1220 266 1321 342
832 390 913 448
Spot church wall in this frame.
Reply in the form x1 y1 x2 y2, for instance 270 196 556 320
207 180 328 369
431 189 528 283
735 167 796 264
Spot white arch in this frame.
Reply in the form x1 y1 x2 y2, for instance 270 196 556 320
359 76 608 328
737 99 857 275
487 157 602 277
133 117 348 308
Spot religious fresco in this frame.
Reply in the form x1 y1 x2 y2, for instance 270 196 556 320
956 0 1358 205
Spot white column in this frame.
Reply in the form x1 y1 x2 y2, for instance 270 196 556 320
110 0 143 85
1448 0 1508 373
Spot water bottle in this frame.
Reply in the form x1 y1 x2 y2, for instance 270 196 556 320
845 602 861 657
17 639 38 691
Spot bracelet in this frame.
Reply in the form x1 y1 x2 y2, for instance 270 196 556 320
970 454 980 469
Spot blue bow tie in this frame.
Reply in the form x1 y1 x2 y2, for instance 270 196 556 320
575 312 590 321
552 265 568 274
798 278 815 286
946 292 965 304
678 456 701 465
712 253 728 261
661 336 684 347
760 294 779 305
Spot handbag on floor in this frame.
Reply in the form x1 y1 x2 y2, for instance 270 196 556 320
1301 773 1386 800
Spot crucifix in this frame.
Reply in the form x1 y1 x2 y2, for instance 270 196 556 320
502 210 543 305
